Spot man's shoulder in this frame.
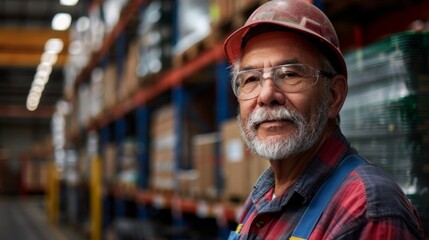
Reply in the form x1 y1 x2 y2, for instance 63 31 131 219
345 163 416 219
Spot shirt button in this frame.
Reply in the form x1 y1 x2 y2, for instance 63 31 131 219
256 220 265 228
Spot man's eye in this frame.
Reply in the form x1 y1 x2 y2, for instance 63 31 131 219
277 70 299 79
241 75 260 86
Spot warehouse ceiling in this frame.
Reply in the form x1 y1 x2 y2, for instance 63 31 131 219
0 0 428 121
0 0 85 120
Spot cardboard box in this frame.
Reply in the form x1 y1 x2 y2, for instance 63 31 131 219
192 132 220 199
221 118 271 201
221 118 249 201
103 143 117 185
119 40 139 101
149 105 176 191
102 63 118 111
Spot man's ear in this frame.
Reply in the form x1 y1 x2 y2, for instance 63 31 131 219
328 75 348 120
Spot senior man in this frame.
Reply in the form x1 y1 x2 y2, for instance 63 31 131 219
223 0 424 239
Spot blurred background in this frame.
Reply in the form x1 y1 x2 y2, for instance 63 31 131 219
0 0 428 239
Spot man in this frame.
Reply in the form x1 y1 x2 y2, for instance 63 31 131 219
223 0 424 239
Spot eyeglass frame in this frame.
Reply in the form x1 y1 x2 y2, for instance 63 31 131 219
231 63 334 100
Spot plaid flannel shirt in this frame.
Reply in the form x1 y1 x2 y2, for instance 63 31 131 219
236 128 424 239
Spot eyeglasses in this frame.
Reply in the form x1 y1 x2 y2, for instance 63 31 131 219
232 63 332 100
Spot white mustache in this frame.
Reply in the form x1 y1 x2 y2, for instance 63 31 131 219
247 107 300 130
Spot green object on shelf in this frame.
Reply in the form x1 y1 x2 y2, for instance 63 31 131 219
342 31 429 194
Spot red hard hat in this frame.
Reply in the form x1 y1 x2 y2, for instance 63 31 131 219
223 0 347 77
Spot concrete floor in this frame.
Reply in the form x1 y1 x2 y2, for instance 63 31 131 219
0 196 85 240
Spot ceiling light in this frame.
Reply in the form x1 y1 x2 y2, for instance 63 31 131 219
32 77 47 87
26 102 38 111
41 52 58 65
60 0 79 6
31 85 45 94
52 13 72 31
45 38 64 54
26 92 41 111
37 62 53 76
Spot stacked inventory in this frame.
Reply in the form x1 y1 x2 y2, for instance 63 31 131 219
137 0 173 83
341 32 429 194
221 118 270 202
191 132 220 199
174 0 211 56
116 139 139 194
150 104 176 192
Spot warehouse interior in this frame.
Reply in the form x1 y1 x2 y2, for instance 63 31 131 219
0 0 428 239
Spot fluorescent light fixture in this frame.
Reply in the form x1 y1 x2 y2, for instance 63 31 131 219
26 102 38 111
52 13 72 31
60 0 79 6
45 38 64 54
34 73 50 84
26 92 41 111
41 52 58 65
37 62 53 76
31 84 45 94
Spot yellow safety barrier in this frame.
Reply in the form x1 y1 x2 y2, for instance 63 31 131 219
46 162 59 225
90 155 102 240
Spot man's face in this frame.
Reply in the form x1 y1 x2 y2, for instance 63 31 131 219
237 31 330 160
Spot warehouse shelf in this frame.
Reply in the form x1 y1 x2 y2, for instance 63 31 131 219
73 0 146 90
109 189 242 222
56 0 429 239
88 42 225 131
59 0 327 238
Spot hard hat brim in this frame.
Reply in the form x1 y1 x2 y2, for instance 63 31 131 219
223 21 347 78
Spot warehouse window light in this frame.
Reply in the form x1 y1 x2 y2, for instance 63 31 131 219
60 0 78 6
52 13 72 31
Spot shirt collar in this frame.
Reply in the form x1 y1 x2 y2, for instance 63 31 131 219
251 127 355 208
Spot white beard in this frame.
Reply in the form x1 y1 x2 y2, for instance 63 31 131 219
238 96 329 160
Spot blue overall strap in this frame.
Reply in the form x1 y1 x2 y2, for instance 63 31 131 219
290 155 365 240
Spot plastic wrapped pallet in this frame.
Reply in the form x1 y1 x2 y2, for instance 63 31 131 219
341 31 429 195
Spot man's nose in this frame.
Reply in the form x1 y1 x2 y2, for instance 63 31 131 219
257 78 286 106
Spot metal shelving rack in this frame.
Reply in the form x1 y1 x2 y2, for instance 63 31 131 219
64 0 241 238
58 0 429 238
